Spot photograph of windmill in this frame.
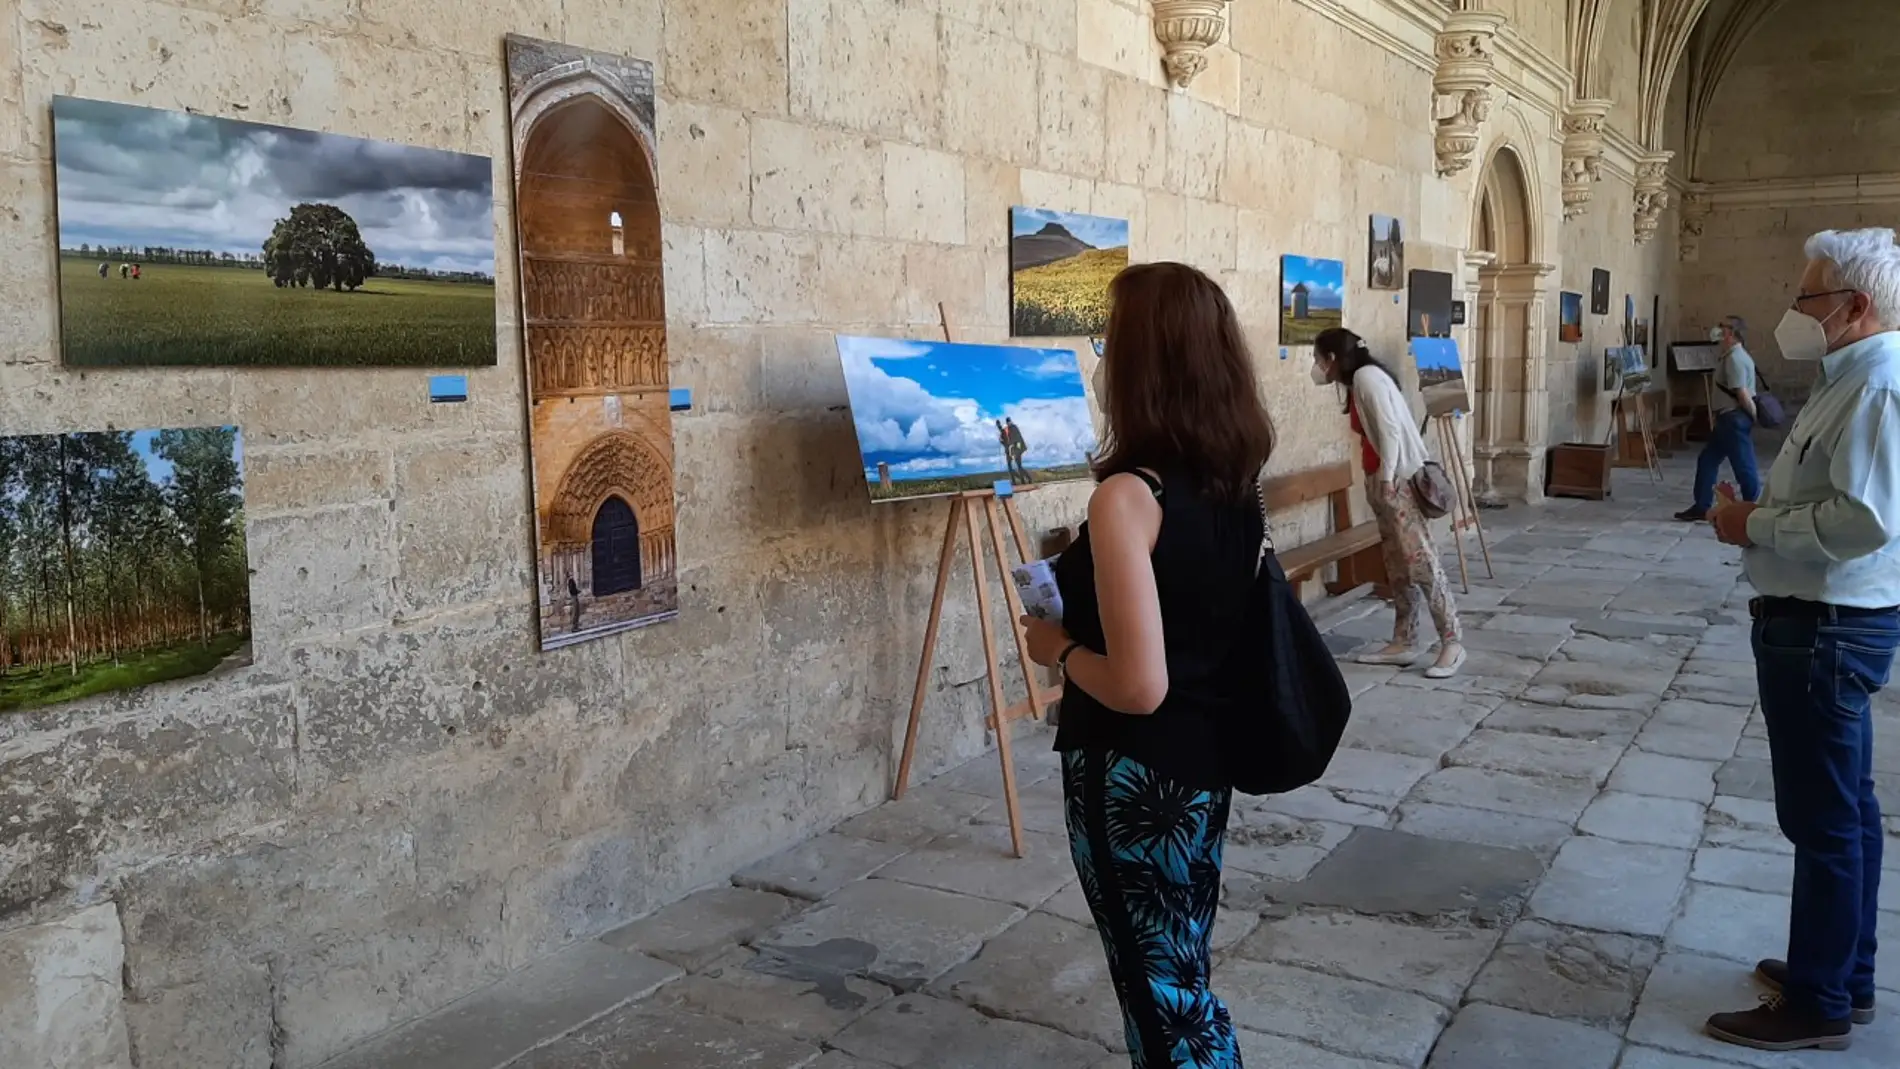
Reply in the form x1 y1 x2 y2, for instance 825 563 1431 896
0 426 251 713
51 96 498 368
1009 206 1130 337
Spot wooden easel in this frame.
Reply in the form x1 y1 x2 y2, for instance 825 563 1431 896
1609 376 1664 483
1430 414 1494 593
890 304 1060 859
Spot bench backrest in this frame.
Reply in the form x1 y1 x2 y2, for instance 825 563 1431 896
1259 461 1356 534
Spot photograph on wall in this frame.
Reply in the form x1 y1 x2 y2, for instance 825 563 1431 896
51 96 497 368
1009 207 1129 337
1559 291 1584 343
507 35 677 650
1368 214 1404 291
1407 269 1454 339
1651 294 1663 366
837 335 1096 503
1623 294 1636 344
1603 349 1620 392
1 426 250 713
1280 255 1346 346
1410 338 1469 419
1591 269 1611 314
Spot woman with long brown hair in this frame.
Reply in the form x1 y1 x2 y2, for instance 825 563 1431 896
1021 262 1273 1068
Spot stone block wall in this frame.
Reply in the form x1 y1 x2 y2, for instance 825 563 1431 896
0 1 1679 1065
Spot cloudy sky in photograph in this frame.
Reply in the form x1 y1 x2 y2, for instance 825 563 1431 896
1281 255 1345 310
837 336 1097 482
53 97 496 277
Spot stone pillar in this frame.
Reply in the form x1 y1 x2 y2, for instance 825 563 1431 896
1460 251 1505 506
1679 188 1710 262
1152 1 1228 89
1432 10 1508 177
1470 262 1556 503
1560 99 1612 221
1633 151 1675 245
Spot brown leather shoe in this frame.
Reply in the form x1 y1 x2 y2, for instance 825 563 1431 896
1706 994 1853 1051
1756 958 1877 1025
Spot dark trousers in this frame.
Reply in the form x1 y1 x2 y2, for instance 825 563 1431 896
1693 410 1761 510
1062 749 1242 1068
1754 599 1899 1020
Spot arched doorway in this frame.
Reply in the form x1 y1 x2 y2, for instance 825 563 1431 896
590 496 642 596
1466 145 1554 501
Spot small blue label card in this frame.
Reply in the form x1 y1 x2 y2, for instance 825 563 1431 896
669 387 692 412
992 479 1015 498
428 375 468 404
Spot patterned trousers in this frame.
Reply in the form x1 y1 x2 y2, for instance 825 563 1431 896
1062 749 1243 1068
1367 476 1462 647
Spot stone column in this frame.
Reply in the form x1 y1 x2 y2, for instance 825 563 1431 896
1633 151 1674 245
1152 1 1229 89
1470 262 1556 502
1432 10 1508 177
1461 251 1504 506
1560 99 1613 221
1679 187 1710 262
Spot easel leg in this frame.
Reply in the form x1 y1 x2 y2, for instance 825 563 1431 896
999 496 1055 716
1438 418 1471 595
894 497 965 800
965 499 1026 858
987 497 1051 724
1442 418 1493 579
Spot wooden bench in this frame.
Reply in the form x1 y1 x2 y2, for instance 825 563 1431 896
1261 462 1387 594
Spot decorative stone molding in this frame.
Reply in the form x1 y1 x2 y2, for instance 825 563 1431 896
1431 10 1508 177
1559 99 1612 220
1678 189 1710 262
1632 151 1674 245
1152 0 1229 89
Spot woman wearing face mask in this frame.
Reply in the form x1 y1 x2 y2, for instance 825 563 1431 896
1021 262 1273 1069
1311 327 1465 678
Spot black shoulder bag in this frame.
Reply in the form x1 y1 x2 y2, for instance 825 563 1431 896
1217 490 1354 795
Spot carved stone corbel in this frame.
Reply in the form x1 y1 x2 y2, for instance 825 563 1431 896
1678 188 1710 262
1559 99 1612 221
1432 10 1508 177
1632 151 1674 245
1152 0 1229 89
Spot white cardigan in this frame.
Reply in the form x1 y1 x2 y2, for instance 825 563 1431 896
1350 368 1428 486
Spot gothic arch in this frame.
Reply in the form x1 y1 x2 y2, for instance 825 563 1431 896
509 56 658 187
545 430 675 551
1464 138 1554 502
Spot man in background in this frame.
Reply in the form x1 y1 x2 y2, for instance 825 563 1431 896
1677 315 1761 521
1706 228 1900 1052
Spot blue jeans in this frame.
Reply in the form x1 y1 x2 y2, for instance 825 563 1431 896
1754 602 1899 1020
1694 410 1761 510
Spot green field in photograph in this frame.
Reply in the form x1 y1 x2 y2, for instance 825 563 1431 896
0 631 248 713
868 464 1093 502
57 259 497 367
1280 308 1345 347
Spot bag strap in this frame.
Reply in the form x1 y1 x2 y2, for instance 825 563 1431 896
1254 485 1275 577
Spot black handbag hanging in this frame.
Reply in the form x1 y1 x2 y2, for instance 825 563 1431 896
1218 492 1354 796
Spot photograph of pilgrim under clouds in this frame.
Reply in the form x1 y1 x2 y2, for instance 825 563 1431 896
51 96 497 368
836 335 1097 503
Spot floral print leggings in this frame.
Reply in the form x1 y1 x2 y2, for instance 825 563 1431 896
1367 477 1462 648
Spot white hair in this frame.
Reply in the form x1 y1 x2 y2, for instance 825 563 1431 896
1805 228 1900 328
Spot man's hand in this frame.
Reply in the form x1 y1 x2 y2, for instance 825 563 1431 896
1712 498 1758 546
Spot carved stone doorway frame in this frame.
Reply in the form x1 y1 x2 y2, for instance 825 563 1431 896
1466 145 1555 503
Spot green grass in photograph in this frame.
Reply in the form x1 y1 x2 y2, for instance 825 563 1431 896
868 464 1094 502
1280 307 1345 347
1012 248 1127 336
0 631 249 713
58 258 497 367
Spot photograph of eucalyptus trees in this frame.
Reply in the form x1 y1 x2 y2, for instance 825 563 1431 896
0 427 250 712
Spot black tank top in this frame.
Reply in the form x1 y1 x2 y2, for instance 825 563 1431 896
1051 468 1264 790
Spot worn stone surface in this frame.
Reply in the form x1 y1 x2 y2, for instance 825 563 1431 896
1466 919 1661 1028
1222 810 1356 881
509 1003 819 1069
1220 960 1451 1065
1446 729 1624 785
1235 911 1500 1005
830 993 1109 1069
1577 792 1708 848
1665 882 1790 964
0 904 133 1069
1249 827 1544 927
1392 802 1576 858
929 911 1126 1052
1607 752 1720 804
1424 1003 1623 1069
651 947 894 1042
757 879 1021 992
733 834 909 901
1529 837 1692 937
874 825 1076 908
1628 952 1900 1068
1410 765 1600 823
601 886 798 971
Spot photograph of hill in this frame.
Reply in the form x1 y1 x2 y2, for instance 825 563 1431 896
52 96 497 368
1280 255 1346 346
1009 207 1129 337
836 335 1096 503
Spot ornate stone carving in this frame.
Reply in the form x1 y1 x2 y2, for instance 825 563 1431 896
1632 152 1674 245
1152 0 1228 88
529 324 669 396
1678 189 1710 262
523 257 666 325
1559 99 1612 221
1432 11 1507 177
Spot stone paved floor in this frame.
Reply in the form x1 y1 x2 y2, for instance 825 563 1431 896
327 458 1900 1069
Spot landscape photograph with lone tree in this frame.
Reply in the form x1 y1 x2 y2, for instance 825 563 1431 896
51 96 498 368
0 426 251 713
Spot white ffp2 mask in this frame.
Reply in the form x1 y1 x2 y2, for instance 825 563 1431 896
1091 359 1107 403
1309 362 1331 386
1774 308 1833 362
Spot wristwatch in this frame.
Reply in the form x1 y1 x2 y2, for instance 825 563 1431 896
1057 642 1082 672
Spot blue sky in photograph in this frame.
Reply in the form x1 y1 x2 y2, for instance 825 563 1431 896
129 427 244 486
836 336 1096 483
1411 338 1462 375
1281 255 1345 310
1010 206 1130 250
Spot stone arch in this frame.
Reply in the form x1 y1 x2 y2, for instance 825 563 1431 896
545 429 674 552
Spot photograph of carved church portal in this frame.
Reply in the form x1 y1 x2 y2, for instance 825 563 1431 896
507 35 678 650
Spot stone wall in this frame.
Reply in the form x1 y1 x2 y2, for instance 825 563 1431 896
0 1 1683 1065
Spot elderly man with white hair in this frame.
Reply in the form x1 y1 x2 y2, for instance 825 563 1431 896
1705 227 1900 1052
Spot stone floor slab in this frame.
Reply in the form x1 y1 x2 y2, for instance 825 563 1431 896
1222 810 1356 881
1219 960 1449 1065
601 886 799 971
967 774 1068 837
1038 882 1258 953
508 1005 819 1069
1689 847 1789 897
1465 918 1660 1029
1245 784 1391 827
1251 827 1543 926
1628 952 1900 1069
1635 721 1744 762
1446 729 1625 785
1608 752 1720 804
318 941 681 1069
1423 1003 1622 1069
1392 801 1575 859
1234 911 1499 1005
1528 836 1690 937
835 784 992 848
1666 882 1787 964
1410 765 1600 823
875 825 1075 908
829 992 1109 1069
930 911 1126 1052
1234 1030 1393 1069
1478 701 1647 745
929 737 1061 798
1614 1047 1748 1069
651 947 894 1043
1713 758 1777 802
1338 686 1499 760
734 833 909 901
1577 793 1707 849
1315 747 1438 804
756 879 1022 992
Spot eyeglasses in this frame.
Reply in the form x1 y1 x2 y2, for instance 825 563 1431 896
1792 288 1855 307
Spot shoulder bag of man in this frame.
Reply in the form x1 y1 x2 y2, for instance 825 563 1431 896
1723 373 1784 429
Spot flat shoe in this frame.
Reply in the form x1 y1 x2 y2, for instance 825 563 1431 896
1425 645 1468 679
1355 648 1419 667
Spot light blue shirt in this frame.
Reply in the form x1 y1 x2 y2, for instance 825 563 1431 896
1744 330 1900 608
1712 345 1756 415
